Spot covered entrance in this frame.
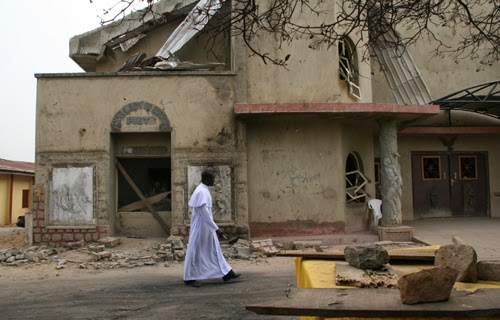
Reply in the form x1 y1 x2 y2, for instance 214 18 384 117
411 152 488 218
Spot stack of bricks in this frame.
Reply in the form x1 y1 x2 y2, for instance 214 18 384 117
32 185 109 247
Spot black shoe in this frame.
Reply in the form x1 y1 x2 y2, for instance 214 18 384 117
184 280 201 287
223 270 241 282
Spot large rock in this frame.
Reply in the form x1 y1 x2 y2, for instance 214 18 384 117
398 266 458 304
477 260 500 281
344 243 389 269
434 244 477 282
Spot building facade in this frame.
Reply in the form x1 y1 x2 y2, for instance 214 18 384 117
32 0 499 246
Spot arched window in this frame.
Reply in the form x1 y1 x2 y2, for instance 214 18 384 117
345 152 368 203
338 37 361 99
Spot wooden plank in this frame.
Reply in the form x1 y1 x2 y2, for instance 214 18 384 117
277 247 437 261
116 161 170 234
118 191 171 212
246 288 500 318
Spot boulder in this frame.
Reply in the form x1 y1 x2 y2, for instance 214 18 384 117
398 266 458 304
435 244 477 282
344 243 389 269
477 260 500 281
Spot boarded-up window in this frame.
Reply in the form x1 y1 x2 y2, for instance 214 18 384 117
22 189 29 208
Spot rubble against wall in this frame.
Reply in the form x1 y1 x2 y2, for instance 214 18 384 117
0 236 280 270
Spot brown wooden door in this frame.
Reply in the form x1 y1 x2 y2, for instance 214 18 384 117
412 152 488 218
449 154 488 216
412 153 451 217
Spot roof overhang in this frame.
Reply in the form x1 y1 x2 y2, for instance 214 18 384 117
430 80 500 119
399 126 500 135
234 102 440 123
69 0 198 71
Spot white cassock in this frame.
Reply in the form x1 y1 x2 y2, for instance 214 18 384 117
183 183 231 281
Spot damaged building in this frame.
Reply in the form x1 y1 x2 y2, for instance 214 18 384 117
32 0 500 246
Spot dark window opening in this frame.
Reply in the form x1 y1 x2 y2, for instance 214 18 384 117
460 156 478 180
117 158 171 211
22 189 29 208
422 156 441 180
374 159 381 184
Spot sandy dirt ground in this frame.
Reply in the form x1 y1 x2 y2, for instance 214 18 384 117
0 226 299 320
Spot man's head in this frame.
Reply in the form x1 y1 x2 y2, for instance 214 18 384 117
201 168 215 186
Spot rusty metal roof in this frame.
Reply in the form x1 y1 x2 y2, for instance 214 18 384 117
0 158 35 175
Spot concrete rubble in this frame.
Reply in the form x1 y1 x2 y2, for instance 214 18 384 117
0 237 281 270
344 243 390 269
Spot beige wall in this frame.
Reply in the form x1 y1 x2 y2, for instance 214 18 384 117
36 74 242 234
242 33 372 104
246 117 376 235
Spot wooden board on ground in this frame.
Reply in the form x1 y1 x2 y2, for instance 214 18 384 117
246 288 500 318
278 246 437 261
335 262 398 288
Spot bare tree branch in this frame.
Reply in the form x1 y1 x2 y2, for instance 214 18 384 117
99 0 499 68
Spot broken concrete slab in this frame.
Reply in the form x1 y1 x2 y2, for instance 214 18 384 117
98 237 121 248
435 244 477 283
398 266 458 304
477 260 500 281
335 261 398 288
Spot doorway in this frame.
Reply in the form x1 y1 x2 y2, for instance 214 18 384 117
411 152 488 218
112 132 172 237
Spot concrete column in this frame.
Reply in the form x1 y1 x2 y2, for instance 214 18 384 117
378 119 402 227
25 211 33 246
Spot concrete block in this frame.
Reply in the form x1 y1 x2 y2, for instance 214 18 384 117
377 226 414 242
98 237 121 248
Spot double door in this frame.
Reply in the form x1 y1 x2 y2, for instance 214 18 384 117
412 152 488 217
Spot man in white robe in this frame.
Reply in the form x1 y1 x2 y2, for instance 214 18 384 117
184 168 240 286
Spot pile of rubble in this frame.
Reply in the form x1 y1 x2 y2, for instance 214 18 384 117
0 236 282 270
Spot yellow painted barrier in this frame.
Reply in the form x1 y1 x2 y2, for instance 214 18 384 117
295 256 500 320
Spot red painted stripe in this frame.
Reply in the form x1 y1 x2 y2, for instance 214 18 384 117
234 103 439 114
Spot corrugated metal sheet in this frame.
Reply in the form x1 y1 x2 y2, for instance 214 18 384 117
156 0 226 59
69 0 198 71
372 30 432 105
0 158 35 174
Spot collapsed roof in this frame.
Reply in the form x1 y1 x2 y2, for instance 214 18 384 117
70 0 200 72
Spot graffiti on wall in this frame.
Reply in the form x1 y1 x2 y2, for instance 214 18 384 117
187 165 232 222
48 167 94 226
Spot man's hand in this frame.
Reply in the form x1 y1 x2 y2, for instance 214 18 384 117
216 229 228 240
